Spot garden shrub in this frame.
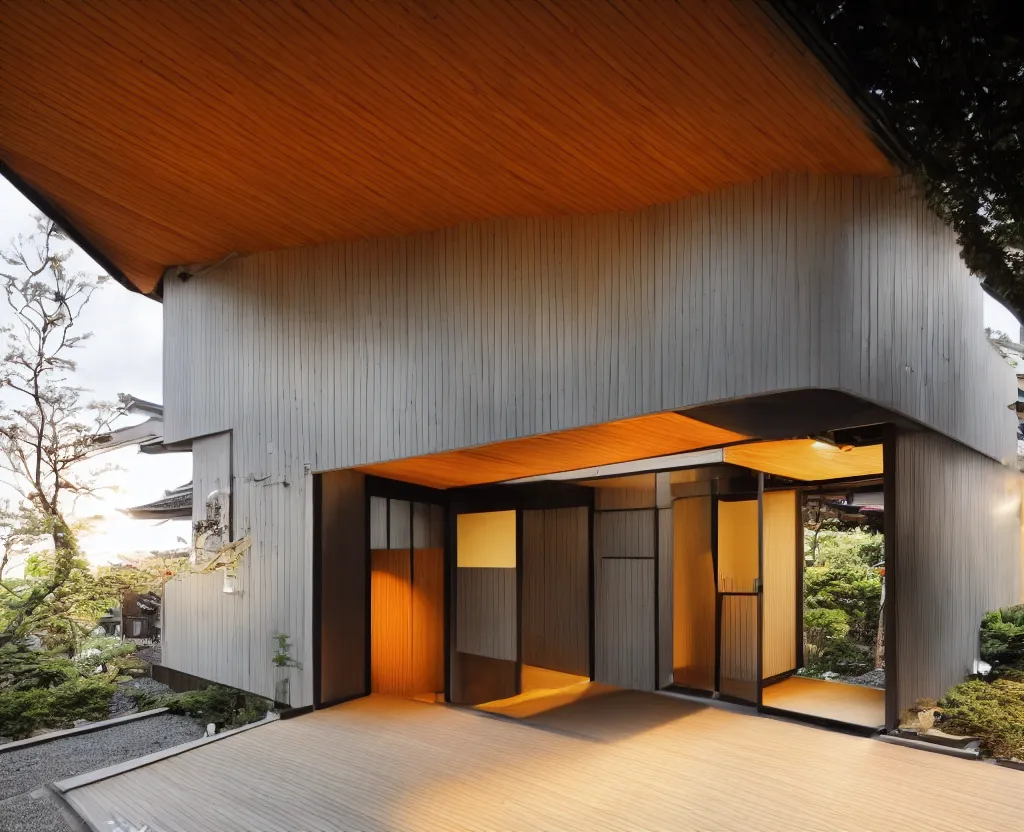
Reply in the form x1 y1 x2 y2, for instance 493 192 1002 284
809 525 883 570
979 605 1024 674
0 676 117 739
803 607 874 675
0 687 54 739
940 676 1024 760
0 643 78 692
804 567 882 646
162 685 271 730
802 525 884 677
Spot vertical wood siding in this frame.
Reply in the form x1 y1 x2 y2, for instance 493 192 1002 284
596 559 656 690
161 173 1016 705
370 549 413 696
892 430 1022 714
720 594 758 702
189 432 232 529
521 508 590 676
656 473 674 689
455 568 517 661
411 548 445 696
762 491 798 680
162 432 243 693
594 509 656 690
594 511 656 560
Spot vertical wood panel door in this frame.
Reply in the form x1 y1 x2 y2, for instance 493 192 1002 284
521 508 590 677
370 498 446 700
412 548 445 696
371 549 413 696
594 510 656 691
761 490 798 680
719 594 758 703
673 497 715 691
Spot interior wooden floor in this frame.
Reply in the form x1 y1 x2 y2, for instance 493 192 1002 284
762 675 886 728
62 692 1022 831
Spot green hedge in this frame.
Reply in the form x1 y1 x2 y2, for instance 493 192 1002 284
0 676 117 740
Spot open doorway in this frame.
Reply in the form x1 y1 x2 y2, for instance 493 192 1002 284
762 482 885 728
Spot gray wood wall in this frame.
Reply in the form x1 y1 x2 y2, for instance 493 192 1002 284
521 507 590 676
455 568 517 662
594 508 656 690
159 173 1017 705
891 430 1023 719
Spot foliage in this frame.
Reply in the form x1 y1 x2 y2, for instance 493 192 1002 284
805 523 883 569
1 217 119 641
162 685 271 730
799 1 1024 317
271 632 301 669
802 525 884 676
72 635 143 679
805 566 882 646
804 607 849 645
0 642 77 691
979 605 1024 674
803 607 875 676
940 677 1024 760
0 676 117 740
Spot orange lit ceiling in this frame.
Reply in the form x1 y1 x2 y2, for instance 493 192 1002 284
1 1 894 294
724 440 883 481
358 412 746 489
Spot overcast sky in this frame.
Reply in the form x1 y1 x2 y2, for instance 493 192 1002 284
0 178 192 566
1 176 1022 566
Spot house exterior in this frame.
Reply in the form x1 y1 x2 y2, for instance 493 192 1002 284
3 1 1022 729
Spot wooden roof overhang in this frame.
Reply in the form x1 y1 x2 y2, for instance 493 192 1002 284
357 412 748 489
357 418 884 490
0 0 895 296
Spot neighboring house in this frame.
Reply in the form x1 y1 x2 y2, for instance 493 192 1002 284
4 1 1023 731
92 397 194 521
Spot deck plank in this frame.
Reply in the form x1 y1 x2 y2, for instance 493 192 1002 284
65 693 1022 831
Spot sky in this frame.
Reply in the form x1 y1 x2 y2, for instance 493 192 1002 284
0 178 192 567
1 176 1021 567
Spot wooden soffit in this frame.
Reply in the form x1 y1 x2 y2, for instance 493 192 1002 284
724 440 883 481
357 413 746 489
1 0 894 294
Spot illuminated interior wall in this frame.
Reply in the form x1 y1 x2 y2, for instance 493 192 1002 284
369 497 445 698
762 490 798 680
672 496 715 690
717 499 759 593
457 511 516 567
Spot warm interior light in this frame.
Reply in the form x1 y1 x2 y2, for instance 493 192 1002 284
810 440 831 450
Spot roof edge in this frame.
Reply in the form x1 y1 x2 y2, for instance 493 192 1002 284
0 161 159 301
763 1 912 171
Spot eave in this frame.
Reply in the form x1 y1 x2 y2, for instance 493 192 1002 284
1 0 896 297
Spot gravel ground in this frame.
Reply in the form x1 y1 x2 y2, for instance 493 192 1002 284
109 677 176 718
0 714 205 832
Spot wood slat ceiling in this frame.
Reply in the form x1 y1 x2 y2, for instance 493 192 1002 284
724 440 883 481
357 413 746 489
1 0 894 293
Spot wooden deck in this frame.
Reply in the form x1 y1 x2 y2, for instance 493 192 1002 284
762 676 886 727
64 693 1022 831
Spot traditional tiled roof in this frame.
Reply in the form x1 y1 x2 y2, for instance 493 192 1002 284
125 482 192 521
